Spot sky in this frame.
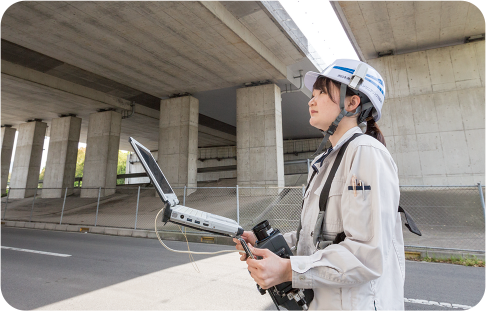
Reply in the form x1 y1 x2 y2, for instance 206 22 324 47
4 0 358 174
280 0 358 63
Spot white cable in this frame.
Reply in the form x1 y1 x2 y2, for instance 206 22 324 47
154 206 244 255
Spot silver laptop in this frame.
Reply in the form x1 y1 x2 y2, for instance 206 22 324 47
129 137 243 238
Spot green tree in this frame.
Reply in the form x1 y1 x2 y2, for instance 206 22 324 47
71 147 128 186
75 147 86 187
39 167 46 182
117 150 129 185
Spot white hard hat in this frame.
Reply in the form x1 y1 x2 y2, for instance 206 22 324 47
304 59 385 121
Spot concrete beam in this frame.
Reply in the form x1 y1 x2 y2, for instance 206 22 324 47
8 121 47 198
1 126 16 194
81 111 122 198
1 60 131 111
42 116 82 198
200 1 287 80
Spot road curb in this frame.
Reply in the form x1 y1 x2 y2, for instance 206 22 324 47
2 221 484 259
405 247 485 261
1 221 235 246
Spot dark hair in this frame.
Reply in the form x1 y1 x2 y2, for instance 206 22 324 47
312 76 355 103
313 76 386 146
365 118 386 146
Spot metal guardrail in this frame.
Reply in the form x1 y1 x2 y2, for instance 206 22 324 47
1 184 485 253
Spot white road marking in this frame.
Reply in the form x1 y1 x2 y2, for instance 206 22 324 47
405 298 472 309
1 246 71 257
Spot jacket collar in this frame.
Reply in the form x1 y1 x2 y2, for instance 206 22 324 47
311 126 363 168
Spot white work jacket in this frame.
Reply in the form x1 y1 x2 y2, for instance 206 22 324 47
284 127 405 310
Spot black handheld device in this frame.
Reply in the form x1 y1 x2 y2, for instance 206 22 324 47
245 220 314 311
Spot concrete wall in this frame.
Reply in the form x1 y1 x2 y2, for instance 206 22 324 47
125 137 325 185
1 126 16 194
81 111 122 198
158 96 199 190
369 41 485 185
8 121 47 198
42 116 82 198
236 84 285 192
197 146 236 182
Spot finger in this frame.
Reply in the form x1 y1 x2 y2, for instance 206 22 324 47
249 246 270 258
240 253 247 261
246 258 260 270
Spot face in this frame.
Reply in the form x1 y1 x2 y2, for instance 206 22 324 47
308 87 342 131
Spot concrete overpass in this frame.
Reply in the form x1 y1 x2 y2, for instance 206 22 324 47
2 1 484 200
1 1 325 197
332 1 485 185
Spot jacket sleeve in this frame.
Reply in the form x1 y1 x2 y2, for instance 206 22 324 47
290 144 400 288
283 231 298 249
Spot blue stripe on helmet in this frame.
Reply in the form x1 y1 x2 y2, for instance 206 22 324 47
333 66 355 74
365 74 384 87
364 78 384 95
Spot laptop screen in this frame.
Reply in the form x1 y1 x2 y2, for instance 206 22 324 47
133 141 175 195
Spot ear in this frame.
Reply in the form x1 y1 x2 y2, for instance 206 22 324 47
346 95 361 112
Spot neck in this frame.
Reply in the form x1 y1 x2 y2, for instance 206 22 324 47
329 117 358 147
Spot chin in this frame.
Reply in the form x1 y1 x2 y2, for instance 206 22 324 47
309 118 325 130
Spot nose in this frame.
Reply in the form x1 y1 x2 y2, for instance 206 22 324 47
308 97 315 107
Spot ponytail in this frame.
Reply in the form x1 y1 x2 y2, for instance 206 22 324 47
365 118 386 146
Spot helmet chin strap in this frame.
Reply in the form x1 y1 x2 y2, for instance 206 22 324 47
312 83 366 157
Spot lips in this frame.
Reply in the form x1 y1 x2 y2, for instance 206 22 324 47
310 110 318 114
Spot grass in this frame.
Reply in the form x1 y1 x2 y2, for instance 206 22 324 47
406 254 485 267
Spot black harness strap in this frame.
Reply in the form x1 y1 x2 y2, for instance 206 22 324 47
315 133 422 246
318 133 363 212
398 206 422 236
297 132 422 250
296 133 362 248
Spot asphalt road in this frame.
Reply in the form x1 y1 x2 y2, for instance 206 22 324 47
1 227 484 310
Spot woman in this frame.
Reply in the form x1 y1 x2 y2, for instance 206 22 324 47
234 59 405 310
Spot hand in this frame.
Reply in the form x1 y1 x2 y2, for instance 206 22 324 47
246 245 292 289
233 231 257 261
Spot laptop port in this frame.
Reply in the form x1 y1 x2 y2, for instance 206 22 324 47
187 218 192 222
203 223 209 226
195 220 200 224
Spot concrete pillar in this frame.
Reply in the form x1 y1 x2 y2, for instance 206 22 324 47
9 121 47 198
158 96 199 194
1 126 17 195
42 116 82 198
236 84 284 194
81 111 121 198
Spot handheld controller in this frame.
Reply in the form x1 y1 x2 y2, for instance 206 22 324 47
241 220 314 310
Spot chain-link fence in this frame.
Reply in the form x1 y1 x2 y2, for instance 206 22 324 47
2 184 485 253
399 185 485 252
